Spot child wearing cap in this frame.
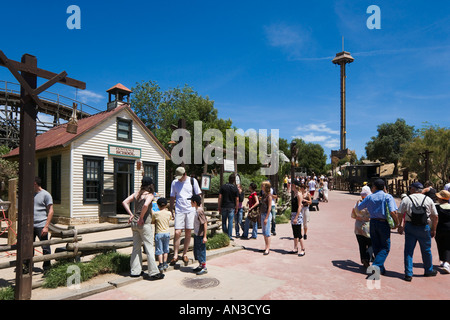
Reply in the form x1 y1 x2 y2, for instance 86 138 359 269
190 194 208 275
152 198 172 273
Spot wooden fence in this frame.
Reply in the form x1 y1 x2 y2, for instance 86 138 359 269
0 211 221 271
333 177 446 198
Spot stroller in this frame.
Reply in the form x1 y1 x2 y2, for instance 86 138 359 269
318 188 324 201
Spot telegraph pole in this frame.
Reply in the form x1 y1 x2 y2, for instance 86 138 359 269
0 51 85 299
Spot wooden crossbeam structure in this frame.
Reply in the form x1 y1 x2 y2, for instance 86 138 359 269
0 50 85 300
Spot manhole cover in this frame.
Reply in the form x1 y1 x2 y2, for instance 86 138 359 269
181 277 220 289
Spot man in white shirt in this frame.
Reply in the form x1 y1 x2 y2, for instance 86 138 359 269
362 182 371 195
169 167 201 266
397 182 438 281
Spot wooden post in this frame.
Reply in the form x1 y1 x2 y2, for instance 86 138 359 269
15 54 37 300
0 50 85 300
7 178 17 245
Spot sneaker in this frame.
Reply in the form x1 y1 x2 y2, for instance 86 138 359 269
193 266 203 273
424 270 438 277
149 273 165 280
404 275 412 282
158 264 165 273
442 262 450 274
196 267 208 275
163 262 169 271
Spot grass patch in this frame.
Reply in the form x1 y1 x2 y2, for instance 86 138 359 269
205 232 230 250
42 251 130 289
0 286 14 300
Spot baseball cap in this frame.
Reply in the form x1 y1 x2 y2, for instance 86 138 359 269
175 167 186 180
141 176 153 187
188 194 202 205
410 182 424 189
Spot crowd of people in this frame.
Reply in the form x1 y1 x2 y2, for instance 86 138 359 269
121 168 329 279
351 178 450 281
283 174 329 203
31 169 450 285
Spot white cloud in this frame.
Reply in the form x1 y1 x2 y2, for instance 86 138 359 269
324 139 340 149
263 23 311 59
77 90 103 104
264 23 304 48
292 134 329 142
296 123 339 135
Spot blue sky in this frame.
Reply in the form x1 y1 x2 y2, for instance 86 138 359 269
1 0 449 161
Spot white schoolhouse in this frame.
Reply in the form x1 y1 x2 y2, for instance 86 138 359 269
5 84 170 225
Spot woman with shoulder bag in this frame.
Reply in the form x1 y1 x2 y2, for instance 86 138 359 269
300 184 312 240
242 183 259 240
122 177 164 280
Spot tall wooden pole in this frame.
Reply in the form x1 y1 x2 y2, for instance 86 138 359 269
0 50 85 300
15 54 38 300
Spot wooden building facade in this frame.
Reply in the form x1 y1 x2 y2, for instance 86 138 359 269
5 84 170 224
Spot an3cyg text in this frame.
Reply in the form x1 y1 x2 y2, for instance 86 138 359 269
179 304 271 317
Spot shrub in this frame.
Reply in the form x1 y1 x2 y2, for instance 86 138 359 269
276 208 291 224
205 232 230 250
0 286 14 300
42 251 130 288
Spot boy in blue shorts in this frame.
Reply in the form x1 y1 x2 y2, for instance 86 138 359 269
152 198 172 273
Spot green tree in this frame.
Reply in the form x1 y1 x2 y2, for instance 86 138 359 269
130 80 163 131
365 118 416 176
401 124 449 183
130 81 233 178
290 138 327 175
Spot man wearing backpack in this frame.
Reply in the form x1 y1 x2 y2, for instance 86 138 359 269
398 182 439 282
169 167 202 266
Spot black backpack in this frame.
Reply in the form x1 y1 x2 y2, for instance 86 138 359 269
406 194 429 226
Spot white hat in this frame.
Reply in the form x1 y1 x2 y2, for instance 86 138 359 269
175 167 186 180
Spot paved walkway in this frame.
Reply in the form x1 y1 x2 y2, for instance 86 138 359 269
45 190 449 301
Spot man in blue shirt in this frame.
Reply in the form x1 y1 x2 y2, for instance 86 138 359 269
357 179 398 275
